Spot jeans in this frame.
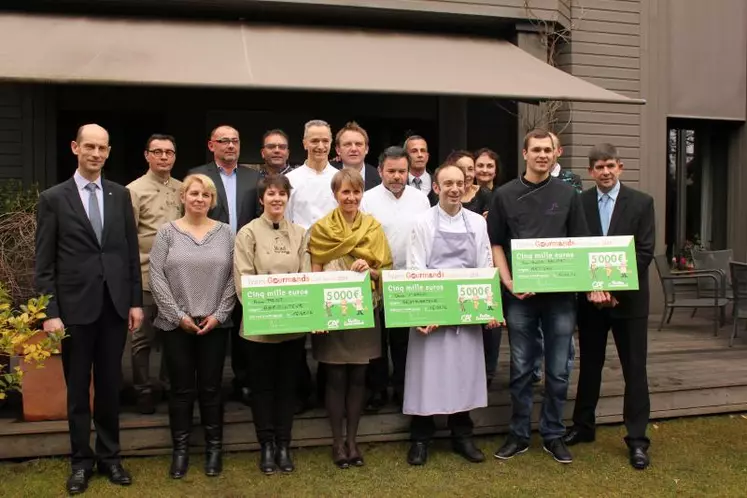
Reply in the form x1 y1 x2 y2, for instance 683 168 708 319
506 293 576 441
534 330 576 379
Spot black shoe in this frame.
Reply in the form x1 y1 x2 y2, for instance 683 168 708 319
275 443 295 473
347 442 365 467
365 392 388 413
169 451 189 479
136 392 156 415
563 427 595 446
543 438 573 464
452 438 485 463
332 443 349 469
98 463 132 486
494 434 529 460
259 442 277 475
205 450 223 477
66 469 92 495
629 447 650 470
407 441 428 466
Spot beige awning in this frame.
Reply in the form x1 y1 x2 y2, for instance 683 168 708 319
0 13 642 104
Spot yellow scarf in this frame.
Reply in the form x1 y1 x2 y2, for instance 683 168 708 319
309 208 393 271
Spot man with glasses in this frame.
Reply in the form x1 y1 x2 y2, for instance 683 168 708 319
190 125 260 406
127 134 183 414
258 129 295 177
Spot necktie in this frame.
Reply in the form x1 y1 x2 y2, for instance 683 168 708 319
600 194 612 236
85 183 103 244
412 177 422 190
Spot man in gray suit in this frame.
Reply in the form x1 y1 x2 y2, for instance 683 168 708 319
189 125 260 406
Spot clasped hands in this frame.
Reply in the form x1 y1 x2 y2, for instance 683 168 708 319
179 314 219 335
587 291 618 308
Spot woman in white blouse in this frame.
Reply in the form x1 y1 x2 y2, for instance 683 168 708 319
150 174 235 480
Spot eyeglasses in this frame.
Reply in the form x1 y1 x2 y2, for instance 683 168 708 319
264 143 288 151
148 149 176 157
213 138 240 145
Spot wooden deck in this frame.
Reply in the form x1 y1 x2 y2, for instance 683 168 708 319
2 314 747 460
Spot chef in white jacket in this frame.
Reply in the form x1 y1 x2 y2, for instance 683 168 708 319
404 163 501 466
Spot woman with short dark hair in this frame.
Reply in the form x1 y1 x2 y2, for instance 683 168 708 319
306 168 392 469
234 174 307 475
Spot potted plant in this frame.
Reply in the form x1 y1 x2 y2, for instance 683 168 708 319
0 283 66 420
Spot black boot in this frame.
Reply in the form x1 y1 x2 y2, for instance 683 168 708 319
259 442 277 475
169 433 190 479
275 442 294 473
168 392 193 479
201 400 224 477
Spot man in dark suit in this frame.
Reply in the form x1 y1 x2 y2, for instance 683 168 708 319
332 121 381 191
563 143 655 470
35 124 143 495
189 125 260 406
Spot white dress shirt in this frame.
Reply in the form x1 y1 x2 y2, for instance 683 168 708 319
551 163 562 177
408 171 432 195
286 162 339 229
407 205 493 270
73 170 104 226
360 185 430 270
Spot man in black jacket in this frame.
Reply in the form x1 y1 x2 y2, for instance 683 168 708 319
563 143 655 470
331 121 381 191
35 123 143 495
189 125 260 405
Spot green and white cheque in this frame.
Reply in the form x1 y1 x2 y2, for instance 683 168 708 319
382 268 503 328
511 235 639 293
241 271 375 336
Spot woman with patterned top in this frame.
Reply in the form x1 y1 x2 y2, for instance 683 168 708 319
149 173 235 480
305 168 392 469
233 174 307 475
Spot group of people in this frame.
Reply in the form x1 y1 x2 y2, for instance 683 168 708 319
34 119 654 496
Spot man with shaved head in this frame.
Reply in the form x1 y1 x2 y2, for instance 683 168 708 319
35 123 143 494
190 125 261 407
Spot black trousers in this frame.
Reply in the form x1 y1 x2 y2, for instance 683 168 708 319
61 290 128 471
410 411 474 442
572 309 650 448
246 337 306 444
230 303 251 391
366 312 409 397
163 327 228 443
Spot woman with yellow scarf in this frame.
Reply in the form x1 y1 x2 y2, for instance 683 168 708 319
306 168 392 469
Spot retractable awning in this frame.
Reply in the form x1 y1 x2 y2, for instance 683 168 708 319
0 13 642 104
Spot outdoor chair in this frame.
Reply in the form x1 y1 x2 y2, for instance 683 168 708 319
728 261 747 347
692 248 734 300
654 254 729 336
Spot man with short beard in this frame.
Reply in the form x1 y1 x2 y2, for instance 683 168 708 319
360 146 430 411
259 129 295 177
190 125 260 406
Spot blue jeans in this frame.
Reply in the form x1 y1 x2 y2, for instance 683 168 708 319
534 330 576 378
506 293 576 441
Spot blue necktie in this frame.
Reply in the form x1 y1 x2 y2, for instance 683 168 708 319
85 182 103 244
600 194 612 236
